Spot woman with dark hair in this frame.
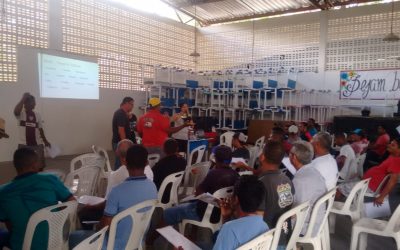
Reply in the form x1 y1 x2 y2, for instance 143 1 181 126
172 103 192 153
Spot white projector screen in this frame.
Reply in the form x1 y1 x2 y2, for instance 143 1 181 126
38 53 99 99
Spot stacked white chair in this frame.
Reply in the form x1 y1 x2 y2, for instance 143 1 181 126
72 226 108 250
106 199 157 250
350 202 400 250
181 161 211 195
92 145 113 197
91 145 112 173
270 202 310 250
329 179 371 234
180 186 234 235
236 229 275 250
157 171 184 210
297 189 337 250
22 201 78 250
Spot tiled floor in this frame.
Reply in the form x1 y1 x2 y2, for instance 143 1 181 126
0 153 397 250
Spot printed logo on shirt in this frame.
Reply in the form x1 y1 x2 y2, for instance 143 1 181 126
277 183 293 208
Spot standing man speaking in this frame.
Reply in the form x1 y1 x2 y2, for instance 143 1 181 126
112 97 134 169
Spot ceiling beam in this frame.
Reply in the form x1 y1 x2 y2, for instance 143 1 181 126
205 6 319 25
331 0 382 7
308 0 326 10
159 0 207 26
174 0 225 8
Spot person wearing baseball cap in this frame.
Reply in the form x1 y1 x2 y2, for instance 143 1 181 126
0 118 9 139
137 97 189 156
287 125 301 144
232 132 250 160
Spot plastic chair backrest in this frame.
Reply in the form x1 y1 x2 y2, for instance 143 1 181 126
236 228 275 250
158 171 184 208
368 175 390 197
183 161 211 188
247 146 260 169
220 131 235 147
200 187 234 225
342 178 370 212
254 136 265 150
72 226 108 250
70 153 105 173
107 199 157 250
356 153 366 178
188 145 206 166
23 201 78 250
65 165 102 197
270 202 310 250
148 154 160 168
303 188 336 238
92 145 112 173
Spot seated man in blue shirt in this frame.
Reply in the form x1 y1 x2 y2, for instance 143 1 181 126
213 175 268 250
0 148 74 250
70 145 158 249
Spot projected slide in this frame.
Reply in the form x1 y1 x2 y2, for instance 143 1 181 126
39 53 99 99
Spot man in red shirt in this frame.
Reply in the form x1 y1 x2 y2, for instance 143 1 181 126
338 138 400 207
137 98 189 156
364 125 390 171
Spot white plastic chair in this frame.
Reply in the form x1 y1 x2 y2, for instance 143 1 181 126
187 144 206 166
70 153 105 172
157 171 184 210
350 201 400 250
329 178 371 234
180 186 234 235
22 201 78 250
236 228 275 250
270 201 311 250
72 226 108 250
356 153 366 179
107 199 157 250
297 189 337 250
220 131 235 148
254 136 265 150
92 145 112 173
65 165 102 197
182 161 211 194
365 175 390 198
148 153 160 168
239 171 254 176
247 146 261 169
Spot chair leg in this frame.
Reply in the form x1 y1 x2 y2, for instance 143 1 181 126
323 222 331 250
359 232 368 250
350 229 359 250
394 236 400 250
328 213 336 234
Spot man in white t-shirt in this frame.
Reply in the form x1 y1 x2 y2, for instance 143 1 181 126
14 93 51 170
78 139 153 228
335 132 358 182
311 132 339 190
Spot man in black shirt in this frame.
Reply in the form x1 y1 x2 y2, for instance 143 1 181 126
112 97 134 170
153 139 187 202
231 132 250 160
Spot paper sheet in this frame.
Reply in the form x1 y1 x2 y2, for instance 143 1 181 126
282 157 296 175
157 226 201 250
231 157 247 164
78 195 105 205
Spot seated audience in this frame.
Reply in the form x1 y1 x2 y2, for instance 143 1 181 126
311 132 339 191
364 125 390 171
78 139 153 227
350 129 369 155
231 132 250 160
335 132 358 182
163 145 239 226
270 126 292 155
257 140 294 244
290 141 326 235
0 148 74 250
338 138 400 207
213 175 268 250
153 139 186 202
299 122 312 141
70 145 158 249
